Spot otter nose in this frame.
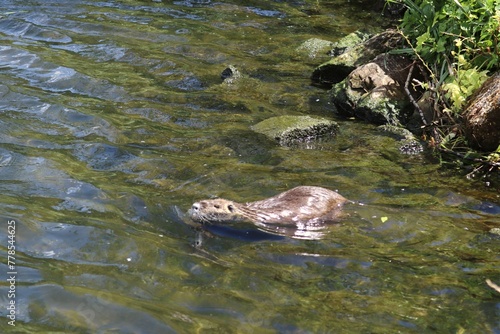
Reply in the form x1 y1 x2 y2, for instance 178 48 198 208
191 202 200 211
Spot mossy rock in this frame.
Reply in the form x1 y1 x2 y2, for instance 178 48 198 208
251 115 339 147
312 29 402 86
378 125 423 155
328 30 371 57
330 54 414 126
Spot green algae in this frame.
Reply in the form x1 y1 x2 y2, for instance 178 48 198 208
0 1 498 334
251 115 339 146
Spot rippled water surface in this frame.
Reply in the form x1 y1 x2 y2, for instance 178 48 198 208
0 1 499 333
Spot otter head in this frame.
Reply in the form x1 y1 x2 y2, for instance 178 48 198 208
187 198 240 224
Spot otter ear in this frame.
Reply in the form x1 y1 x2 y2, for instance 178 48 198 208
227 204 235 212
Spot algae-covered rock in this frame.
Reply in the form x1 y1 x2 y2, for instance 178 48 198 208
330 54 414 125
378 124 423 155
251 115 338 147
221 65 242 85
328 30 371 57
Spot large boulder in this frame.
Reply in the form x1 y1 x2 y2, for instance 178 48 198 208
311 29 403 86
251 115 338 147
464 71 500 151
330 54 415 125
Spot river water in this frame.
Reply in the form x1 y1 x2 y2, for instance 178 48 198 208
0 0 499 333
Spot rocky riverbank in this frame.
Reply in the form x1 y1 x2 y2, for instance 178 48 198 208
220 26 498 177
309 29 499 172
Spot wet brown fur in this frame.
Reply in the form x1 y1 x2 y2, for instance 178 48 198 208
188 186 347 225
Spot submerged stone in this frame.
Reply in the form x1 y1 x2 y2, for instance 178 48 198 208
296 38 333 59
378 125 423 155
251 115 338 147
221 64 242 84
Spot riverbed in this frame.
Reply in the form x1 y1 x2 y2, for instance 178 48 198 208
0 1 499 333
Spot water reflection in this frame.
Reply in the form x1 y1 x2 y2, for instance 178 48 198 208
0 0 498 333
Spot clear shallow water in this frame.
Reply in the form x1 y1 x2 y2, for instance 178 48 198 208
0 0 499 333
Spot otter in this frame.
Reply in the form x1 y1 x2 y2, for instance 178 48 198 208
187 186 347 225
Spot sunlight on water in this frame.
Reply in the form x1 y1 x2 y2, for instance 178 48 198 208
0 0 498 333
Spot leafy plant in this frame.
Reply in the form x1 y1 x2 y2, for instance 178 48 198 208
388 0 500 113
385 0 500 176
441 48 489 113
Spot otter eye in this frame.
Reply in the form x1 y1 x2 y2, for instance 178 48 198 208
227 204 235 212
214 204 220 209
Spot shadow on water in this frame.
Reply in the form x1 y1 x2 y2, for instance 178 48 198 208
0 0 499 333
